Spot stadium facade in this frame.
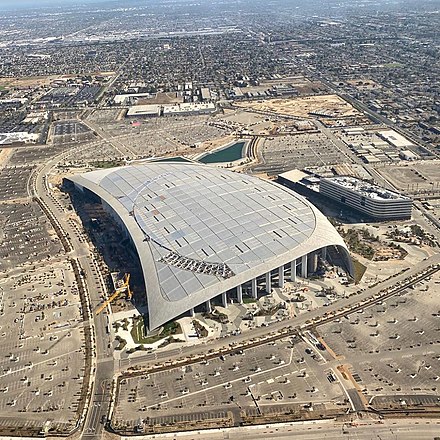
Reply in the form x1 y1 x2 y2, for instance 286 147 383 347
67 162 353 330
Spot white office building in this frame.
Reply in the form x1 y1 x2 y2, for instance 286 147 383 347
319 176 412 220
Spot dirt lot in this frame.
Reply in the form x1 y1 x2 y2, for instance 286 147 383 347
346 78 382 90
0 72 114 89
235 94 361 119
377 160 440 193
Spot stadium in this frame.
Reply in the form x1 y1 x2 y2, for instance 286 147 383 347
67 161 353 330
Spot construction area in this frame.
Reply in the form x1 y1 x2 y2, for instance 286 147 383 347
94 272 132 316
234 95 370 126
377 160 440 196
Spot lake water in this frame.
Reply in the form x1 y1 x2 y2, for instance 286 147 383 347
199 141 246 164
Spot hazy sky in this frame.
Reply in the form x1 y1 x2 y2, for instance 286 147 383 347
1 0 435 12
0 0 111 7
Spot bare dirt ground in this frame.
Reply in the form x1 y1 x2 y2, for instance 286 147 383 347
346 78 382 90
0 71 114 88
377 160 440 192
0 148 13 167
234 94 361 119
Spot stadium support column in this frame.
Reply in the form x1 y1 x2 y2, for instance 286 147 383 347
301 254 308 278
237 285 243 304
278 266 284 288
221 292 228 308
189 308 195 317
265 272 272 294
251 278 258 299
308 252 318 274
291 260 297 282
321 246 327 261
205 300 212 313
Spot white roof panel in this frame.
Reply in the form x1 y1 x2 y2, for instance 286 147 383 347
68 161 353 329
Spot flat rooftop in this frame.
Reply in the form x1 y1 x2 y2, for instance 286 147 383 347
379 129 414 149
126 104 161 116
322 176 411 201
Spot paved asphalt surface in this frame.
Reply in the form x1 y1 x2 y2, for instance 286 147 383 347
30 132 440 438
120 418 440 440
33 149 114 440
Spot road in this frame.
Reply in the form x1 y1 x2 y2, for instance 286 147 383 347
31 146 115 440
118 251 440 373
314 120 362 165
120 418 440 440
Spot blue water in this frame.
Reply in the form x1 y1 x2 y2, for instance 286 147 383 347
199 141 246 164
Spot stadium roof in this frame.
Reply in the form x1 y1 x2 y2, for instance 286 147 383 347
69 162 351 329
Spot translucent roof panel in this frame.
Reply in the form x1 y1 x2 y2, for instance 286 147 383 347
75 162 317 301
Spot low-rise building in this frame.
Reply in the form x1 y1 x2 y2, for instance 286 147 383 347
319 176 412 220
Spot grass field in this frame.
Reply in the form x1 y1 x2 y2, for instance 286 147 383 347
131 318 181 344
353 258 367 284
382 62 404 69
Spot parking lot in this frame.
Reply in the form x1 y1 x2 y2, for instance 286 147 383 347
112 337 347 433
88 114 230 158
0 201 62 271
0 166 35 201
9 145 69 166
252 132 348 176
319 271 440 405
0 260 87 434
52 121 95 146
65 140 122 164
53 121 90 137
86 109 122 124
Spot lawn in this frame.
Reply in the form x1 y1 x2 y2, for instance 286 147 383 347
353 258 367 284
92 159 124 169
130 318 181 344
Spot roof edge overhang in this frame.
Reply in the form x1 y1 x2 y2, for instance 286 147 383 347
67 172 352 330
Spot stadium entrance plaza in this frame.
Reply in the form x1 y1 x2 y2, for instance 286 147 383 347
113 276 350 356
